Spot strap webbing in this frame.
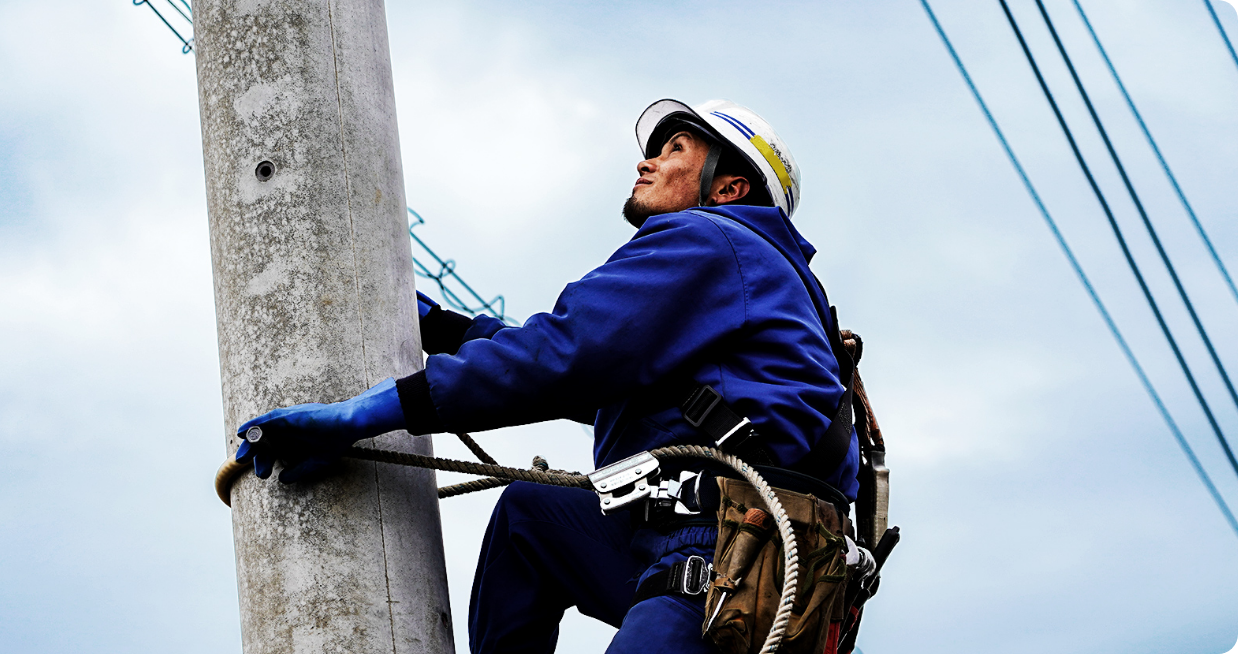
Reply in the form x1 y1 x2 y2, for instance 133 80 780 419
636 211 858 478
630 569 679 607
668 301 855 476
698 142 723 207
667 380 769 465
806 304 857 475
630 558 711 607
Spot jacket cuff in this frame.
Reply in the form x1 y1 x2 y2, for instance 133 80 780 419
395 370 446 435
420 306 475 355
462 314 510 342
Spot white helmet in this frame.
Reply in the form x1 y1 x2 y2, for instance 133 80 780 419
635 99 802 218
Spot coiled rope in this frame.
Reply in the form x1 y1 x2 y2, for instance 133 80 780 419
214 438 799 653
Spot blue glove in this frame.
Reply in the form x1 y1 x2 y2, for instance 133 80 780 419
234 377 406 484
416 290 439 319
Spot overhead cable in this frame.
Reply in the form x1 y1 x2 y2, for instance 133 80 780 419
1202 0 1238 74
1033 0 1238 420
997 0 1238 479
919 0 1238 538
1032 0 1238 438
1073 0 1238 308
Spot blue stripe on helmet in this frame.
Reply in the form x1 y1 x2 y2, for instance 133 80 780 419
710 111 755 139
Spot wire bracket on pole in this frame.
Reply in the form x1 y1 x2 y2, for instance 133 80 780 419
133 0 194 54
408 208 517 325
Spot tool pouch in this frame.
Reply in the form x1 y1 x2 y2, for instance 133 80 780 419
703 477 852 654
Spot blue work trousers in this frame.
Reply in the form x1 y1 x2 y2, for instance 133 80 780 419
468 482 720 654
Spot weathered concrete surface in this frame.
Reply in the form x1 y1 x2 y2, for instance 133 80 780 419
194 1 453 652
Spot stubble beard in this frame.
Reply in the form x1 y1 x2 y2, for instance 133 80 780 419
621 194 657 229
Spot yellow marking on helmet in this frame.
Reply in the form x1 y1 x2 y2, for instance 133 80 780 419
750 135 793 193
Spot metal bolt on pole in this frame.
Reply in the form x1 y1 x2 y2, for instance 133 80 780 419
193 1 453 652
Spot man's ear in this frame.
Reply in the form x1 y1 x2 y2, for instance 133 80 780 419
709 175 751 206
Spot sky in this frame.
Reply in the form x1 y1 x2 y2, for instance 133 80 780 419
1 0 1238 652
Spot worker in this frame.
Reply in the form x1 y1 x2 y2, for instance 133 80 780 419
235 99 859 654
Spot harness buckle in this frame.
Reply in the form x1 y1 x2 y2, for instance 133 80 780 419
682 385 723 428
644 470 707 521
588 451 660 514
669 555 713 596
714 417 753 449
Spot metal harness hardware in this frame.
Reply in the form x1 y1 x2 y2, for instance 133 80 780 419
682 385 723 427
644 470 707 520
587 451 661 514
668 555 713 596
628 546 724 608
680 384 757 450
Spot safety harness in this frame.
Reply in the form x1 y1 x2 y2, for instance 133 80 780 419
599 326 893 654
212 210 894 654
662 302 855 474
606 212 895 654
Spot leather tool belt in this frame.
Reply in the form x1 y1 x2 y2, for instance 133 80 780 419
703 477 853 654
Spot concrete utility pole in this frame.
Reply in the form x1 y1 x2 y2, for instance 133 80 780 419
193 2 453 652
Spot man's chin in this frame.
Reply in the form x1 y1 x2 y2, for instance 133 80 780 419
622 195 655 229
623 195 687 228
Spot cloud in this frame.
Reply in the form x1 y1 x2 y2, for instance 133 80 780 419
2 1 1238 653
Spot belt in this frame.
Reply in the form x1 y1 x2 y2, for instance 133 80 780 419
630 555 713 607
748 465 851 513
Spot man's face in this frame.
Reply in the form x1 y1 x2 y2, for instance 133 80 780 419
622 131 708 228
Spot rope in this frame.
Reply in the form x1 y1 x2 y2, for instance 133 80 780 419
436 456 550 498
1073 0 1238 309
920 0 1238 538
214 440 799 651
215 440 584 505
354 447 588 485
453 432 499 464
650 445 799 653
998 0 1238 480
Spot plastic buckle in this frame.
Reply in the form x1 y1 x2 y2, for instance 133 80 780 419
588 451 660 515
682 385 722 428
671 555 713 596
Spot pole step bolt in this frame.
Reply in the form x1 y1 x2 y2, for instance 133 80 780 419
246 426 264 443
255 160 276 182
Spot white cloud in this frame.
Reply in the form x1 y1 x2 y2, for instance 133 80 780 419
2 0 1238 653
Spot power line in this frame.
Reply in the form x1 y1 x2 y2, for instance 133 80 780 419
1073 0 1238 309
919 0 1238 538
1034 0 1238 420
997 0 1238 481
1202 0 1238 75
1030 0 1238 470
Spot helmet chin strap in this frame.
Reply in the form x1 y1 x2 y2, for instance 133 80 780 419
697 142 723 207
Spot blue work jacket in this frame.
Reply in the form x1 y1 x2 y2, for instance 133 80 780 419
425 205 860 500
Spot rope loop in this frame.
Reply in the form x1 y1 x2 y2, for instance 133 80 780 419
213 438 800 651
